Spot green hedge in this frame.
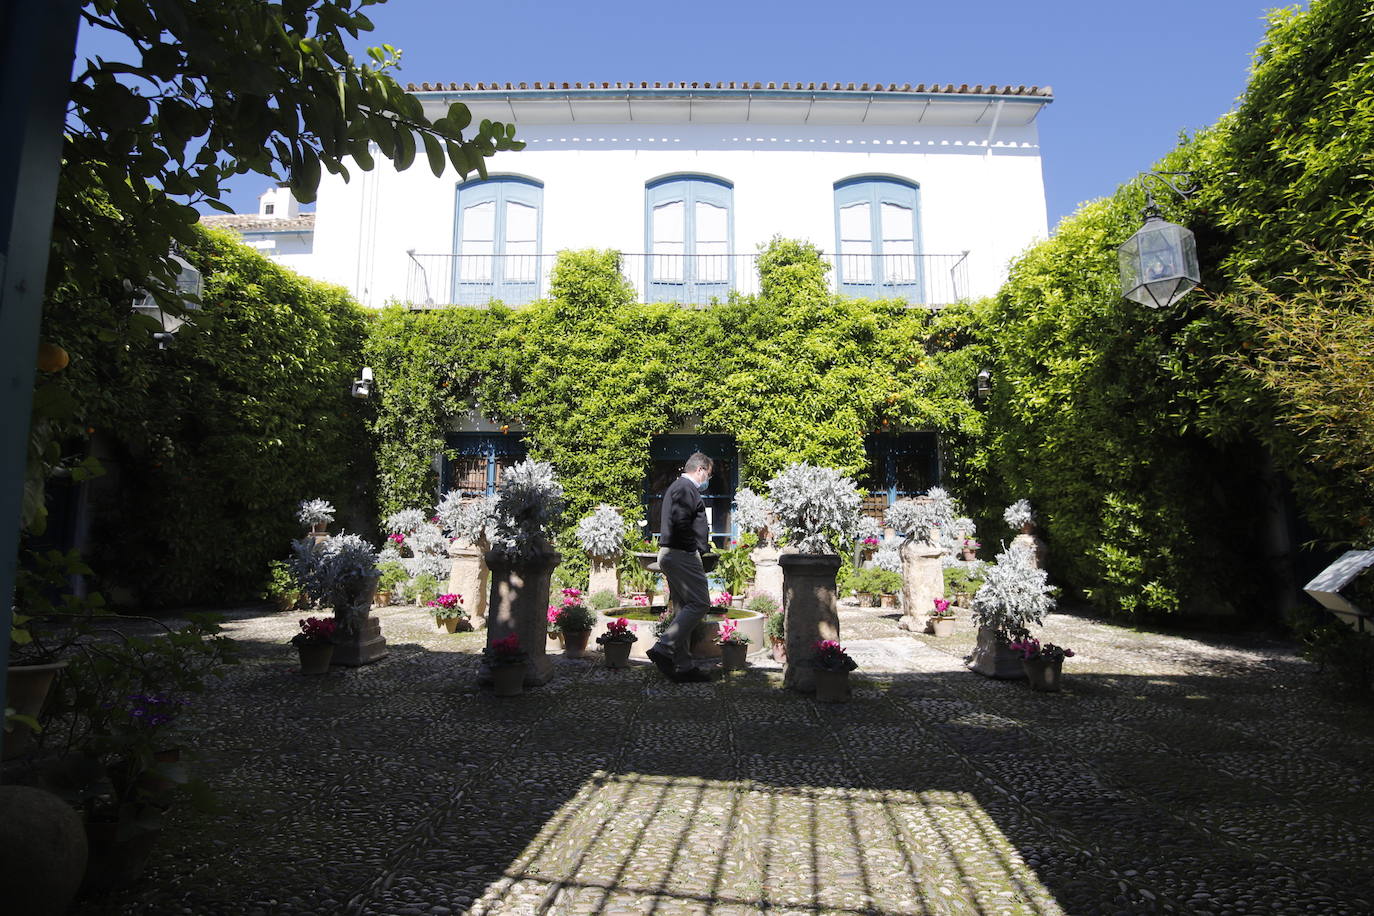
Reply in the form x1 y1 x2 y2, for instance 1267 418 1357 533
42 227 372 606
981 0 1374 620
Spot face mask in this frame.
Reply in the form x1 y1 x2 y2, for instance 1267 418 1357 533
697 477 710 493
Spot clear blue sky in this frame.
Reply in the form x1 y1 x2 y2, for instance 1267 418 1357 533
76 0 1281 232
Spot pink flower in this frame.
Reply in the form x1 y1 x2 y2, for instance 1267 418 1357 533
388 533 405 545
933 598 951 614
547 605 560 624
632 595 649 607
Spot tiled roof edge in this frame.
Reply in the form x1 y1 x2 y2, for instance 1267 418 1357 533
403 80 1052 99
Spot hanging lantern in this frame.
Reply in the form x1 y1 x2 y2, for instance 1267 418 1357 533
1118 212 1200 309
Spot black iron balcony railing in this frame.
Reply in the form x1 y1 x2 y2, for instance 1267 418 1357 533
405 251 970 308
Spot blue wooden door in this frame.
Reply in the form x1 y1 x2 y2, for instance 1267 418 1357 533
645 176 733 303
454 177 542 305
834 178 923 301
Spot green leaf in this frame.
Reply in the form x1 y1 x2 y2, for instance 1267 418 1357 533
421 131 445 178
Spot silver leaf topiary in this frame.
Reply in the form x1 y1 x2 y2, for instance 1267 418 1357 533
970 545 1055 639
490 459 565 561
765 462 862 555
733 488 775 536
874 541 903 573
437 492 498 546
406 522 450 559
854 514 883 546
290 532 379 626
885 499 942 543
1004 499 1035 530
577 505 626 557
296 498 335 528
384 509 428 536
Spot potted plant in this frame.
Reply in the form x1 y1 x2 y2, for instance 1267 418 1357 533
596 616 638 668
483 634 527 696
577 504 627 596
428 593 471 633
968 545 1055 679
715 540 756 597
553 588 596 658
959 537 981 562
375 560 408 607
288 532 385 665
718 618 751 671
810 639 857 702
264 560 304 612
930 598 957 637
546 605 564 652
291 616 337 674
1008 637 1074 691
764 609 786 662
588 589 620 612
943 565 986 608
297 497 335 535
1004 498 1036 535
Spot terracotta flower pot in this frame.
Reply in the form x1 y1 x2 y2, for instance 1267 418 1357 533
438 616 470 633
296 642 334 675
1024 656 1064 692
3 660 66 760
857 592 877 608
813 668 850 703
602 641 633 668
491 665 525 697
879 593 897 609
373 590 392 607
960 548 977 562
562 629 592 659
720 642 748 671
770 639 787 664
931 616 956 638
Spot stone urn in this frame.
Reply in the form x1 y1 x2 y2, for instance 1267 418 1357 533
1012 523 1049 570
332 576 387 666
481 545 560 687
966 626 1027 679
448 538 490 626
898 538 944 633
781 553 841 692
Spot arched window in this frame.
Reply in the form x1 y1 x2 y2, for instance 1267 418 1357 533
453 176 543 305
833 177 922 300
645 175 733 303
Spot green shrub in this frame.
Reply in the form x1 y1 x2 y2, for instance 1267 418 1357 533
944 565 986 595
409 573 439 607
745 593 780 615
588 589 620 610
764 609 785 642
377 561 409 593
263 560 301 601
849 567 902 595
555 603 596 633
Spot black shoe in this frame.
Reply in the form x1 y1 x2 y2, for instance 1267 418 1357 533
646 647 677 679
675 668 711 683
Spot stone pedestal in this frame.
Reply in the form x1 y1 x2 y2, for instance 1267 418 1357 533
781 553 841 692
966 626 1027 679
332 577 387 666
1012 530 1049 570
898 539 944 633
588 554 620 598
481 547 560 687
448 539 489 626
751 543 784 602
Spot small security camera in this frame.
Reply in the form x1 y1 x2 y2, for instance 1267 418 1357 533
351 366 374 399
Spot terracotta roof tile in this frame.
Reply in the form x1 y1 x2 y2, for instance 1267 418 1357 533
404 80 1052 98
199 213 315 233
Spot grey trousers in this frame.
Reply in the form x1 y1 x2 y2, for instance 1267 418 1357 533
654 547 711 670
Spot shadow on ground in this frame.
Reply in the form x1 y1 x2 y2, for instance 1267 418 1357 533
68 604 1374 915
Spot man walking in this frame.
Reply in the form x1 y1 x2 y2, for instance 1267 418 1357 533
647 452 714 683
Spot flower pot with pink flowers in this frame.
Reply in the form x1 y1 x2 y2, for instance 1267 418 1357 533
1008 637 1074 692
930 598 957 637
810 640 857 702
595 616 638 668
553 588 596 658
290 617 336 675
483 634 528 696
717 619 752 671
427 593 472 633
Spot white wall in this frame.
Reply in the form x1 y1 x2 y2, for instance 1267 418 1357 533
306 117 1047 306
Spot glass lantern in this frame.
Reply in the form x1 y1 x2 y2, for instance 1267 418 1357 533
132 252 203 347
1118 215 1200 309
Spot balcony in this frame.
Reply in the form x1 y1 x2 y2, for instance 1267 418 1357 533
405 251 970 308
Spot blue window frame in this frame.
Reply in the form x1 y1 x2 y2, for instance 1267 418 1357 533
834 177 923 300
439 433 529 501
645 435 738 548
861 432 940 521
645 175 733 303
453 177 543 305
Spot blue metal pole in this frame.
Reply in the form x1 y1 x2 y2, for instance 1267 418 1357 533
0 0 82 757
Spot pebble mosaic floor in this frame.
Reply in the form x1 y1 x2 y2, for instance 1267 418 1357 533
74 601 1374 915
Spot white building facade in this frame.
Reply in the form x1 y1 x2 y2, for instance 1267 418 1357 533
302 80 1052 308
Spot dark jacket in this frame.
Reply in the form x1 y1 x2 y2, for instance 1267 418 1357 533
660 475 710 552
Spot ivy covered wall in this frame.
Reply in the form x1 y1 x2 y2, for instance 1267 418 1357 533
364 242 988 561
41 227 372 606
979 0 1374 620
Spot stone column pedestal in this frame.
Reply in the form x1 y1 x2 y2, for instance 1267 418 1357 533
448 539 489 627
781 553 841 692
899 539 944 633
333 576 387 666
481 547 560 688
751 543 783 601
588 554 620 598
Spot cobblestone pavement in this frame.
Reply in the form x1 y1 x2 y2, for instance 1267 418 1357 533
75 601 1374 915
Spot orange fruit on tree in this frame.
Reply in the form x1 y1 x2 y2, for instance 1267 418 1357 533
36 342 69 372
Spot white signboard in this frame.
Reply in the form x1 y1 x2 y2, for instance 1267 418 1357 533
1303 550 1374 630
